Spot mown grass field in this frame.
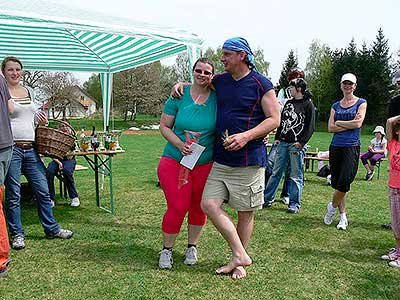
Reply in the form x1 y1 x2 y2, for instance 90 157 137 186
0 131 399 300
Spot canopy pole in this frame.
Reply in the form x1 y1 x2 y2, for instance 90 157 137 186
187 45 200 82
100 72 113 131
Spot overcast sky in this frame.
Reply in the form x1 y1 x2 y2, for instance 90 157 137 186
51 0 399 84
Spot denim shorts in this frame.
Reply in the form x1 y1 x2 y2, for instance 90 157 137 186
0 146 13 186
202 162 265 211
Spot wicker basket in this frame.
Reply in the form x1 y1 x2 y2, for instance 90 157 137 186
35 120 76 160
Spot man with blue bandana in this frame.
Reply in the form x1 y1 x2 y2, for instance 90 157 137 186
173 37 280 279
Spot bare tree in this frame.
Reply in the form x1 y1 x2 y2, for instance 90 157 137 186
38 72 79 119
113 63 169 121
23 70 45 88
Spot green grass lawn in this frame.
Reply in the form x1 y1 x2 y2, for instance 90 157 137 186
1 131 399 300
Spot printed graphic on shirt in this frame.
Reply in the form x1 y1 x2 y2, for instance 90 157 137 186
281 103 305 139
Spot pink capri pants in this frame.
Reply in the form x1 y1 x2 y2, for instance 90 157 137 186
158 156 212 234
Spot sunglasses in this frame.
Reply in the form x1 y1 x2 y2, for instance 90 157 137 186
342 81 354 86
194 69 212 76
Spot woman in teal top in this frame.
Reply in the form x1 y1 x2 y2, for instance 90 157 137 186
157 58 217 270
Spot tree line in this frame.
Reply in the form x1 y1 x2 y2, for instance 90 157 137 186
24 28 400 125
284 28 399 124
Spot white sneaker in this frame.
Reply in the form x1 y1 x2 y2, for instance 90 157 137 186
324 202 337 225
159 249 173 269
388 260 400 268
70 197 80 207
11 235 25 250
184 246 198 265
281 196 289 205
336 217 348 230
381 248 400 260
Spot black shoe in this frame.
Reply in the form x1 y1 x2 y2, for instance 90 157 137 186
381 223 392 230
366 172 375 181
287 207 299 214
263 200 274 209
46 229 73 239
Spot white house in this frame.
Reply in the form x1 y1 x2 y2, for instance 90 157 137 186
50 86 97 119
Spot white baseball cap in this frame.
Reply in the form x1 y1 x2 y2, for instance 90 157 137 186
341 73 357 84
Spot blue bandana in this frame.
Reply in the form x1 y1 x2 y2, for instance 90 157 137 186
222 37 257 72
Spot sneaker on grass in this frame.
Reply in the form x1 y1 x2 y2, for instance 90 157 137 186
159 249 173 269
46 229 73 239
281 196 289 205
336 218 348 230
70 197 80 207
287 207 299 214
11 235 25 250
381 249 400 261
324 202 337 225
263 199 274 209
0 267 8 278
388 260 400 268
184 246 198 265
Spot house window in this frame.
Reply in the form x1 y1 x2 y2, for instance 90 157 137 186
80 96 84 101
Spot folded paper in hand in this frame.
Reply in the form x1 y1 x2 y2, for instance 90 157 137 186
180 143 205 170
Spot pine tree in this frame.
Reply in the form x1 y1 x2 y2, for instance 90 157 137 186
279 50 298 89
356 42 372 107
367 28 392 123
331 39 361 102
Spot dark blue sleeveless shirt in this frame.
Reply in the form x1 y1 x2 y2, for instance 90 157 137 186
330 98 367 147
212 70 274 167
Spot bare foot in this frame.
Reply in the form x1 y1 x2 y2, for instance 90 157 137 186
215 255 252 275
231 266 247 280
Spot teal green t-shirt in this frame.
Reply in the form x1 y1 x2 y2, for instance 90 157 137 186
162 86 217 165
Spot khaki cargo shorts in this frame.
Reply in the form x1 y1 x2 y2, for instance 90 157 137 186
202 162 265 211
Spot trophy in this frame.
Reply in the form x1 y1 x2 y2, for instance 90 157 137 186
81 136 92 151
97 131 106 151
110 130 123 150
73 138 80 153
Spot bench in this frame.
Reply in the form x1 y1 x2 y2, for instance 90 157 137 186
57 164 88 199
304 156 387 179
304 156 329 172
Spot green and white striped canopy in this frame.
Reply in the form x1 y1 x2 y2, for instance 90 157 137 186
0 0 203 128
